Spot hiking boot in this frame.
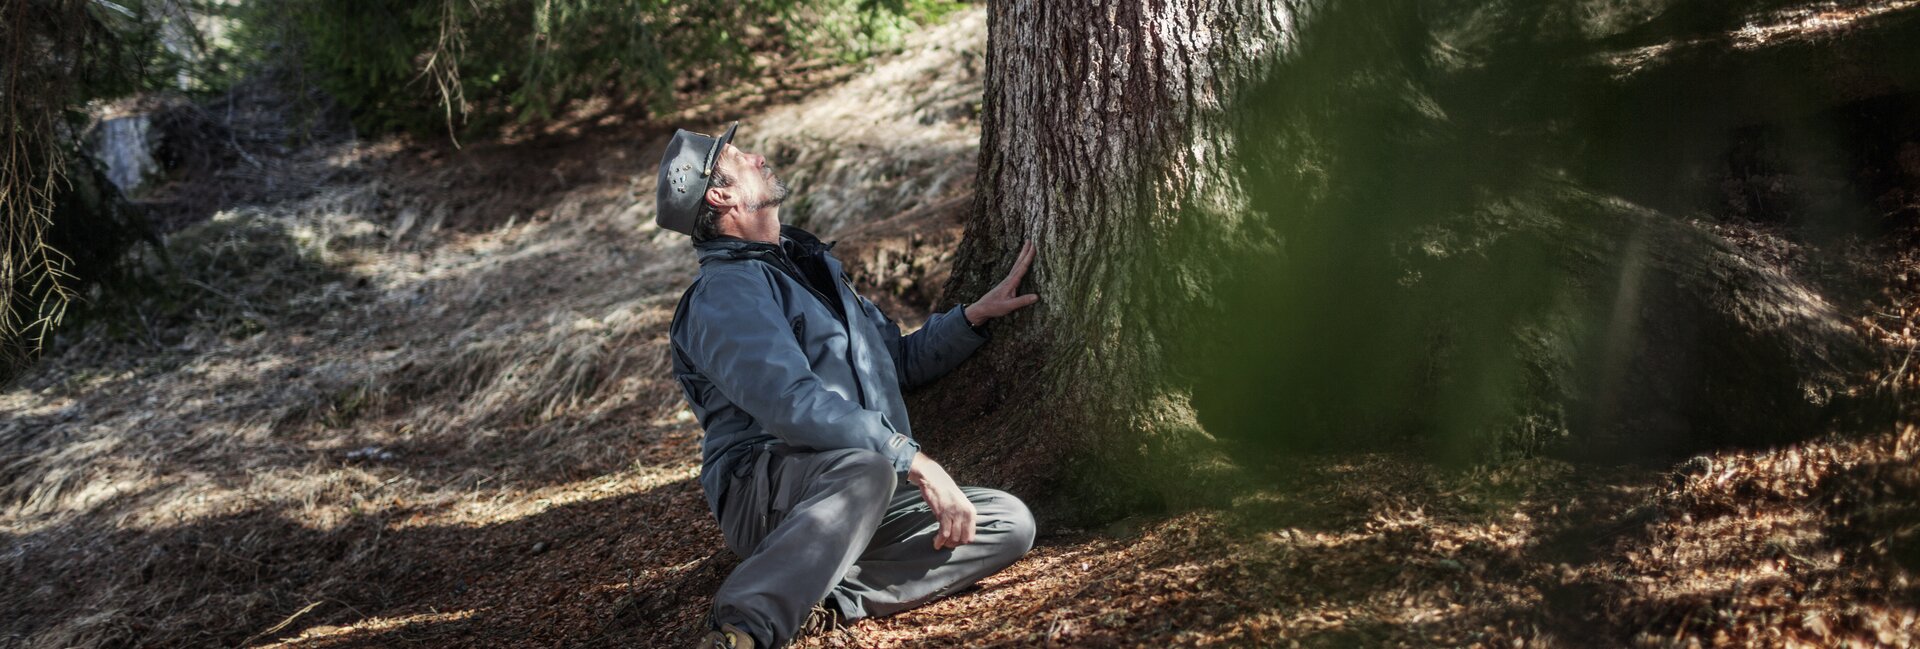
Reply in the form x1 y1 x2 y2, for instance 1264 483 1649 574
698 623 755 649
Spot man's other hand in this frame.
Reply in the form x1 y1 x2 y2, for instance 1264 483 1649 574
964 239 1040 326
908 452 977 549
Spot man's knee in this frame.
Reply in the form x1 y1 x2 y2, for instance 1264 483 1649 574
1004 496 1037 556
976 489 1037 557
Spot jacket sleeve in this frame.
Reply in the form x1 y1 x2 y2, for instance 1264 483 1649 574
865 298 990 391
681 269 921 472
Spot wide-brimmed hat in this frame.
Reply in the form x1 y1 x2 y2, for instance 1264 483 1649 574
655 121 739 236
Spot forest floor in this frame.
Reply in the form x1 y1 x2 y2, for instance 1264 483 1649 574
6 5 1920 649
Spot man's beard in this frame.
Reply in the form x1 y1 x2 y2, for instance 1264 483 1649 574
749 171 791 211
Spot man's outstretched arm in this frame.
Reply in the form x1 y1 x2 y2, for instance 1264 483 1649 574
872 239 1040 389
681 269 920 471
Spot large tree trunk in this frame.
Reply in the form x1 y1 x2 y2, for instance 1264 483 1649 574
910 0 1304 524
916 0 1910 525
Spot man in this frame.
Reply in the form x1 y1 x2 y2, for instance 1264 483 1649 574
658 122 1041 649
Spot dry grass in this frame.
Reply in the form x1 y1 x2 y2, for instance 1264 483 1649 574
1 9 988 649
717 9 985 236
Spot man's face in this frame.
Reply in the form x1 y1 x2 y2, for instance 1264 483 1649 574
714 143 790 212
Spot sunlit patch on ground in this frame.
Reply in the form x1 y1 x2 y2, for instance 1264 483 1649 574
1603 0 1920 77
1731 0 1920 48
258 609 478 648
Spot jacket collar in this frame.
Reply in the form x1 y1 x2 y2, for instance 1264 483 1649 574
693 224 834 266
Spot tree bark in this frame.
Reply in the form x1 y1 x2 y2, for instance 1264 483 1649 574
910 0 1306 524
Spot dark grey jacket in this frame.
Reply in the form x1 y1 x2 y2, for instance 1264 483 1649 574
670 225 988 516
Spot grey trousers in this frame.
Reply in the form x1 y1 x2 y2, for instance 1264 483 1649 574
711 445 1037 648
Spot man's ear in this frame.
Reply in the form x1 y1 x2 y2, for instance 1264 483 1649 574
704 185 736 210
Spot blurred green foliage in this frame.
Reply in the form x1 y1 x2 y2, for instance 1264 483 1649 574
1198 0 1595 464
227 0 963 137
1192 0 1918 463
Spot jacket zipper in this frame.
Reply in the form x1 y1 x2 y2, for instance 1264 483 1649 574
761 252 848 326
759 252 873 408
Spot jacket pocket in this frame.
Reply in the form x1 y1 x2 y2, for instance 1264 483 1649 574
789 313 807 342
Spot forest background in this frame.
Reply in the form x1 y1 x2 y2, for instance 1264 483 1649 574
4 0 1920 647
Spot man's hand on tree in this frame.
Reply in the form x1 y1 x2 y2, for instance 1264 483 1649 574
964 239 1040 326
908 452 977 550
